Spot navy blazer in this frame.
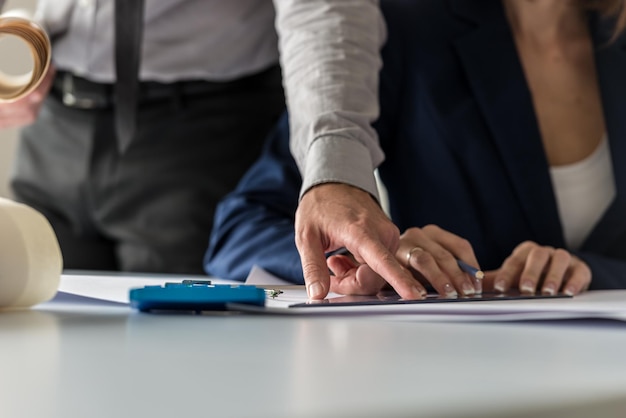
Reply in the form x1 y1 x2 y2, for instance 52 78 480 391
205 0 626 289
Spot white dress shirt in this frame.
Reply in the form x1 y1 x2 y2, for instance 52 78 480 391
34 0 279 83
276 0 385 199
1 0 385 198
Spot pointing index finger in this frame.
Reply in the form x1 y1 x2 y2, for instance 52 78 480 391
352 238 426 300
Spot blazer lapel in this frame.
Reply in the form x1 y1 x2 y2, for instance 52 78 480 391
449 0 565 246
582 27 626 253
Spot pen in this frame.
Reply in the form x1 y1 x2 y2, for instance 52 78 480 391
457 259 484 280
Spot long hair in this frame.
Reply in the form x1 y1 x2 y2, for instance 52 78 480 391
586 0 626 38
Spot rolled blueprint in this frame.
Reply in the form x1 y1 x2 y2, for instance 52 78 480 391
0 198 61 309
0 15 51 102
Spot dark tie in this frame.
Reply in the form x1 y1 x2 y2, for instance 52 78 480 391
114 0 145 153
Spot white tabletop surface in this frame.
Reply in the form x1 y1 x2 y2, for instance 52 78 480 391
2 291 626 418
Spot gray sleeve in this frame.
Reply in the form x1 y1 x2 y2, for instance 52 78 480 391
273 0 386 200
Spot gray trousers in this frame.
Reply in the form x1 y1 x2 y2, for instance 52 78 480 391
11 66 285 274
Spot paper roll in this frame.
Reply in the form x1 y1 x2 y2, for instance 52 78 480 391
0 15 51 102
0 198 62 309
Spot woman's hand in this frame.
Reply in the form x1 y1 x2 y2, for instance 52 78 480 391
485 241 591 296
0 65 55 129
397 225 481 297
326 224 482 298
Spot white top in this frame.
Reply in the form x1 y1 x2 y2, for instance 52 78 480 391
549 137 616 250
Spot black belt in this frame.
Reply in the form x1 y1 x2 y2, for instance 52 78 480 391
51 66 282 110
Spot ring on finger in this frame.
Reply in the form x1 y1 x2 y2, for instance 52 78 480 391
406 246 424 266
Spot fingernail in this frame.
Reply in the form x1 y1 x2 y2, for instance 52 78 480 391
494 279 506 293
542 283 556 296
473 277 483 294
444 283 458 298
307 281 324 299
564 286 576 296
462 281 475 296
413 286 427 299
520 280 535 294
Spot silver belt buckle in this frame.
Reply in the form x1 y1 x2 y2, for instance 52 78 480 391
61 73 99 109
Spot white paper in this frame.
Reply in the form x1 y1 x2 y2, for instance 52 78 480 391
45 268 626 323
55 271 237 304
244 265 294 286
248 267 626 321
50 291 128 306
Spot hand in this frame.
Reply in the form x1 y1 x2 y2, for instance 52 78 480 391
485 241 591 296
0 65 55 129
326 224 482 298
397 225 482 297
294 183 424 300
326 253 387 296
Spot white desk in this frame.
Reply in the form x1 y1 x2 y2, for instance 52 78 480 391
2 293 626 418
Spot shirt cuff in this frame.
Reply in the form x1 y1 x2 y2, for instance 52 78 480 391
300 135 380 202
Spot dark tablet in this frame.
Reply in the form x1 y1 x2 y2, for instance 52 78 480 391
289 290 571 308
